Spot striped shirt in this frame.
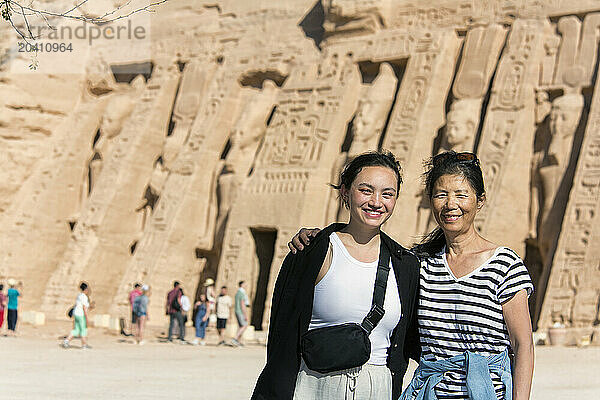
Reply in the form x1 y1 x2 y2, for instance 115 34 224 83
418 246 533 400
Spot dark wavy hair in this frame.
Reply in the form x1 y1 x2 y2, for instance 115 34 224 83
331 150 403 207
414 151 485 257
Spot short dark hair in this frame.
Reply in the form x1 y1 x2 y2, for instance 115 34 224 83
238 280 244 287
134 283 141 288
80 282 88 291
331 150 403 202
173 281 180 288
0 284 3 290
221 286 227 290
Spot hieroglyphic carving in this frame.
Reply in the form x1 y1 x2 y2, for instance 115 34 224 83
537 69 600 329
474 19 550 255
381 31 461 244
325 29 441 62
387 1 600 30
216 51 361 328
220 229 248 284
217 83 279 234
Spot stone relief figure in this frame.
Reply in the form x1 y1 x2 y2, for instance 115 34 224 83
438 98 481 153
216 82 278 234
536 93 584 258
74 77 145 218
414 98 482 239
348 63 397 158
224 81 278 176
528 90 552 240
94 76 145 160
322 0 390 37
162 62 214 167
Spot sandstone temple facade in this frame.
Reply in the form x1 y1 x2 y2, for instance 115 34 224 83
1 0 599 338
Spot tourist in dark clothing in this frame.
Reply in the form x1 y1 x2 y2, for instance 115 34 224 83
165 281 184 342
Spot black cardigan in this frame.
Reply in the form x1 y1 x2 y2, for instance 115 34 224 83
252 223 421 399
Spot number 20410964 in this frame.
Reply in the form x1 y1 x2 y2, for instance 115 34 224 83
18 42 73 52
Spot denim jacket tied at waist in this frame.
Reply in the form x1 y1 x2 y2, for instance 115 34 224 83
399 349 512 400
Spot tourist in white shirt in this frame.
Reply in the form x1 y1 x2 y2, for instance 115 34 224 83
62 282 92 349
216 286 232 346
180 289 191 326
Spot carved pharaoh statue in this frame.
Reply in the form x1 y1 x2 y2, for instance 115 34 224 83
439 98 481 154
217 82 278 233
347 63 397 158
536 93 584 257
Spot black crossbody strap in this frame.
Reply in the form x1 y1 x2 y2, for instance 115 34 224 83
360 238 391 334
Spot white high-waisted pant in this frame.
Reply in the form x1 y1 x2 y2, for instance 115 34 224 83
293 360 392 400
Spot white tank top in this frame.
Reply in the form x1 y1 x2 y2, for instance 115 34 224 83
308 232 402 365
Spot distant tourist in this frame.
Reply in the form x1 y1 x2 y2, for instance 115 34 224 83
0 283 6 332
192 293 209 346
180 288 191 326
132 285 150 345
232 280 250 347
6 279 22 337
62 282 91 349
166 281 184 342
128 283 142 336
216 286 232 346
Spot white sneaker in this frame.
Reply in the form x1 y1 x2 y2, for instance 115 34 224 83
200 340 206 346
138 340 145 346
191 339 199 346
61 340 70 349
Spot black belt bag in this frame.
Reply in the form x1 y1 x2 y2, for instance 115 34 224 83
300 241 391 373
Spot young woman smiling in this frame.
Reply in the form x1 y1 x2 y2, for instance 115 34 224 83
252 151 421 400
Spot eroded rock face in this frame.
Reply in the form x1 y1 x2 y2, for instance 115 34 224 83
2 0 600 333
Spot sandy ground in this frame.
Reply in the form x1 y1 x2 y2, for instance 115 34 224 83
1 321 599 399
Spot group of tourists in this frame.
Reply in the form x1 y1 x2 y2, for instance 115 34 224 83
0 276 247 349
252 150 534 400
0 279 22 336
165 278 251 347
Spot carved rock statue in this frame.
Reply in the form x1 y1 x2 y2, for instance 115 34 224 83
439 98 481 153
537 93 584 257
94 76 146 159
348 63 397 157
217 81 278 233
323 0 390 37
